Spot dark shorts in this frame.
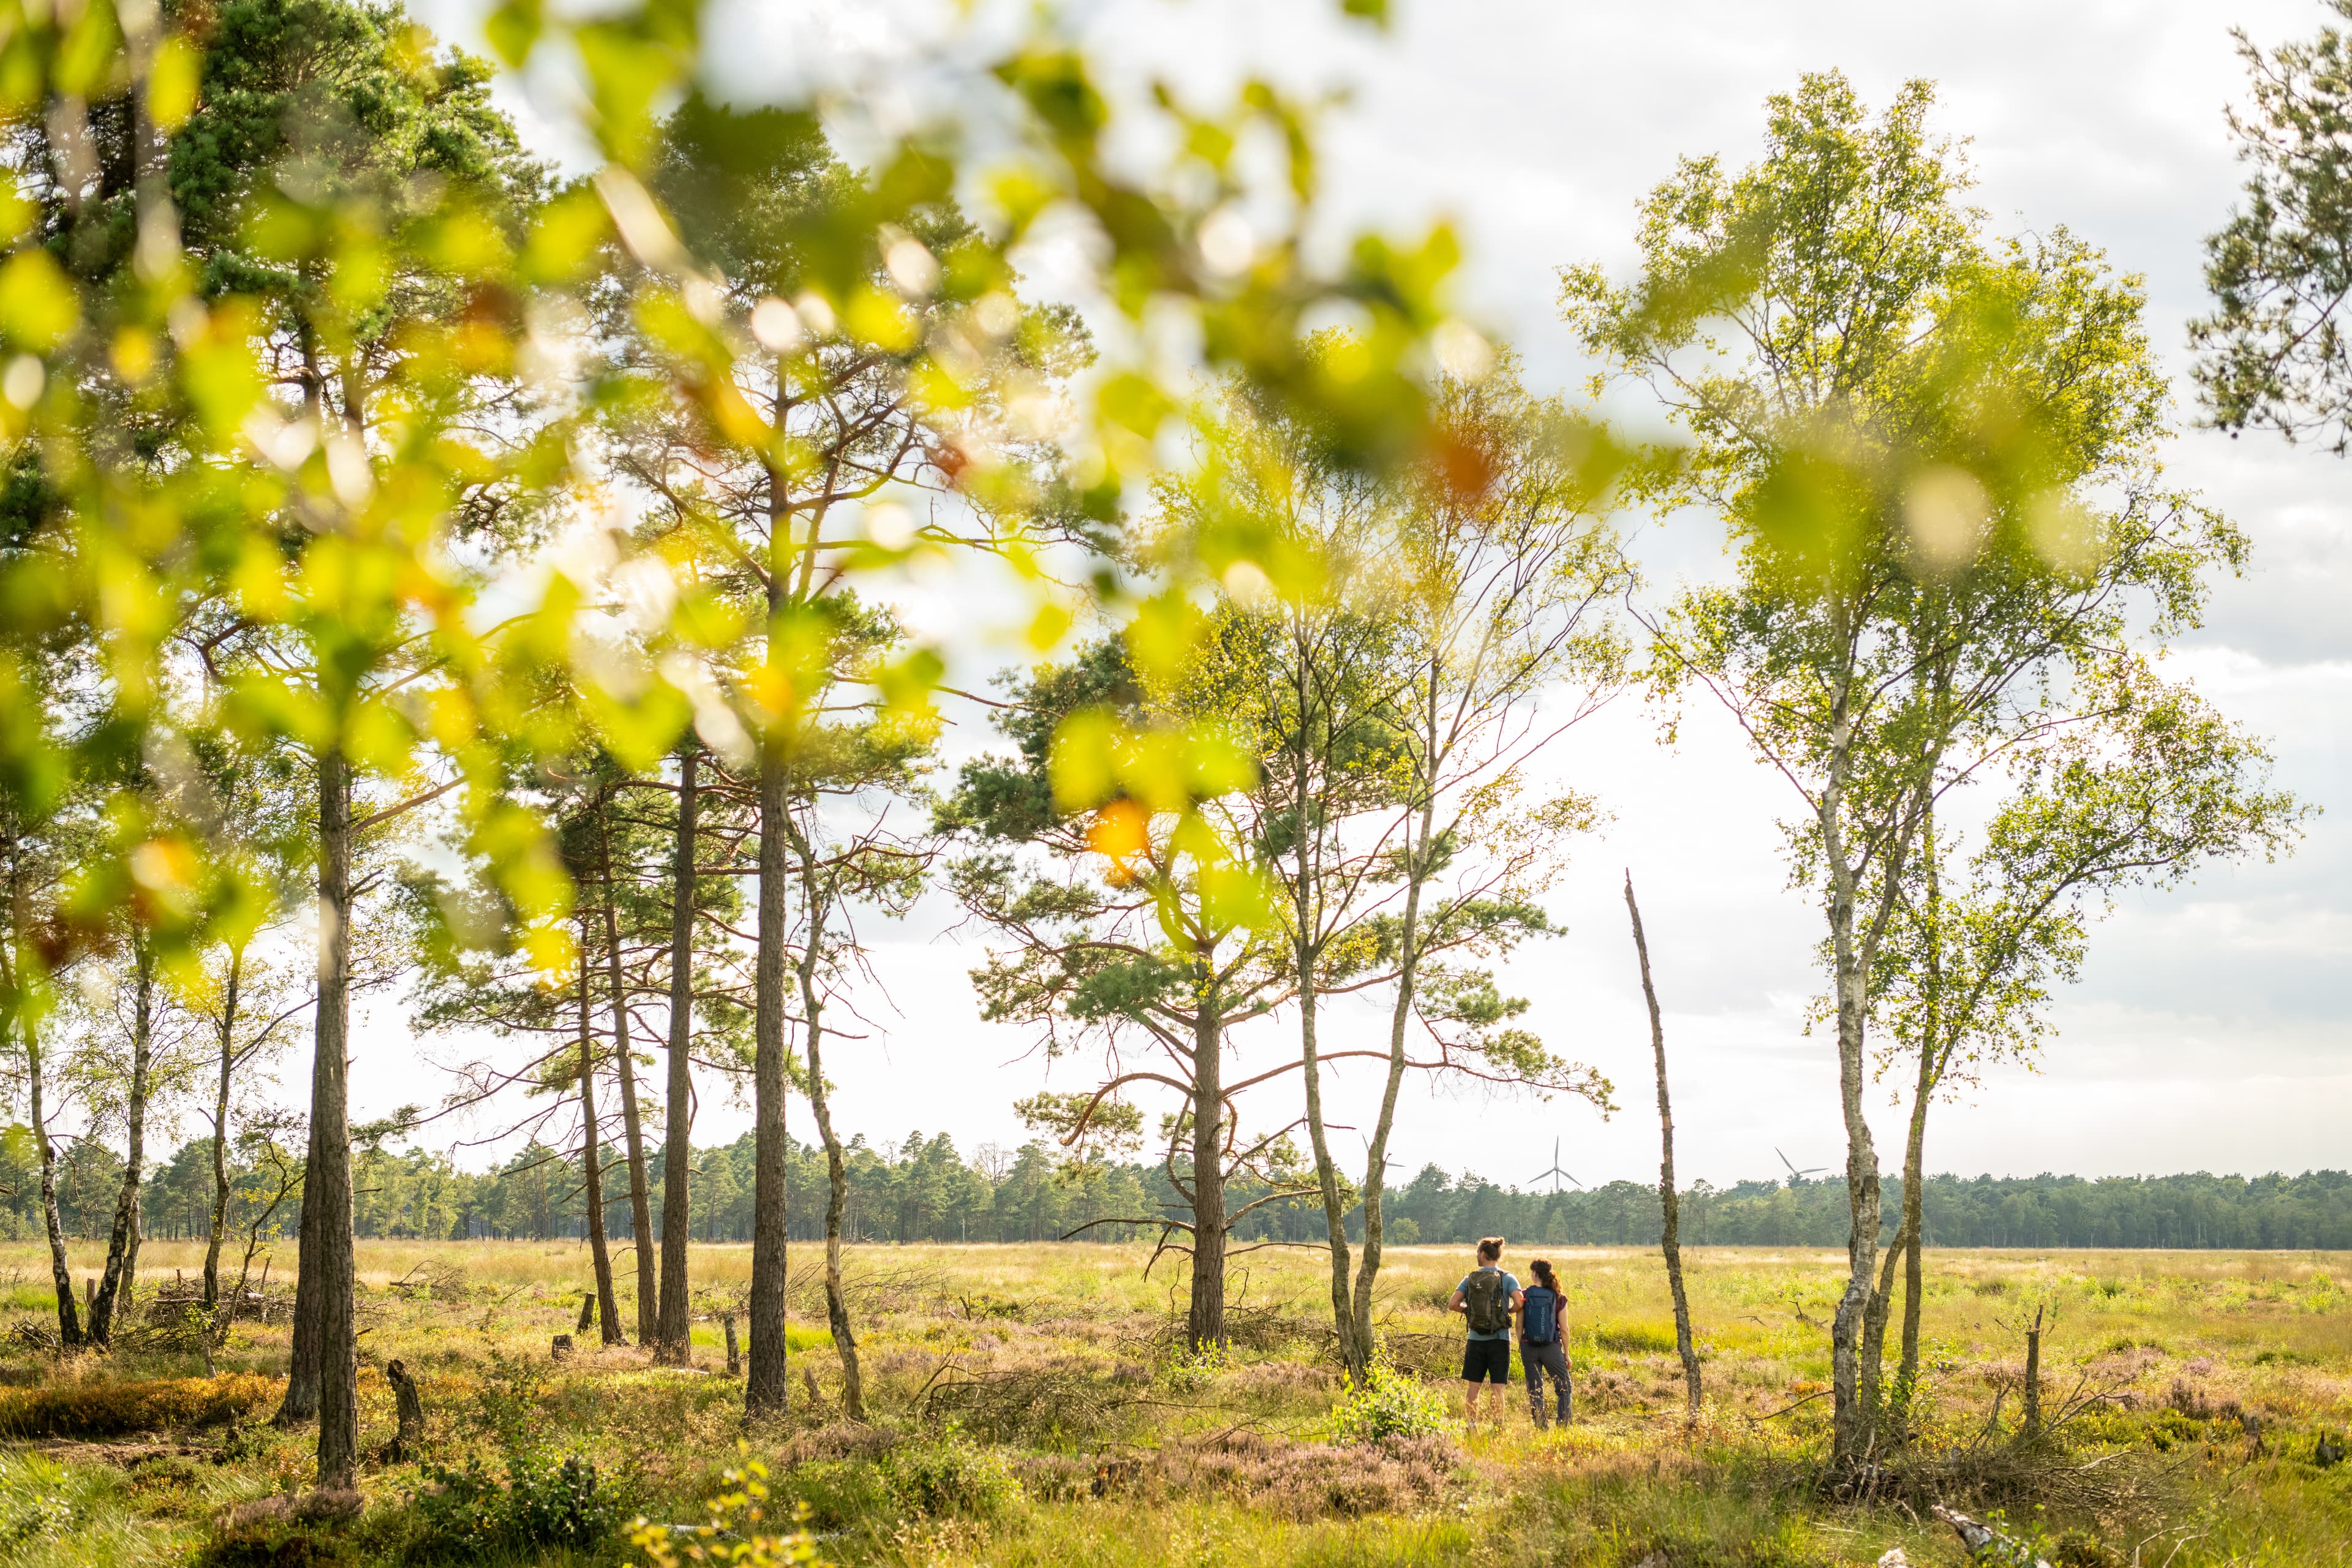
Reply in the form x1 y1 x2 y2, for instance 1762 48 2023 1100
1461 1338 1512 1383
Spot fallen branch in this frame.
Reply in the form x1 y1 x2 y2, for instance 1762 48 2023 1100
1933 1504 2052 1567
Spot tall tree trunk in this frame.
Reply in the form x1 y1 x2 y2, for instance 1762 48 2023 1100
791 835 863 1418
1887 1047 1937 1425
1300 958 1364 1376
203 949 243 1310
1349 728 1439 1364
1626 874 1700 1419
26 1019 81 1347
745 729 790 1417
655 744 698 1365
1289 653 1363 1378
597 797 657 1344
1895 822 1945 1413
578 911 622 1346
1822 695 1887 1471
1899 1148 1928 1404
88 937 156 1344
282 748 358 1490
1185 971 1226 1352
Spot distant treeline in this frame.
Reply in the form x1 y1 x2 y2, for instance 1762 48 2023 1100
1383 1167 2352 1252
4 1126 2346 1251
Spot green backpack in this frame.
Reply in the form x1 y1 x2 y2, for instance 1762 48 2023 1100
1463 1267 1510 1335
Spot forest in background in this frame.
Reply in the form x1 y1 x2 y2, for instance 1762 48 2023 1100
7 1125 2345 1253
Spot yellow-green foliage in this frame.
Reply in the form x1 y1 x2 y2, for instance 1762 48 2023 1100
0 1373 277 1439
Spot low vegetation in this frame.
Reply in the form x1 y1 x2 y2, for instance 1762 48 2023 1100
0 1239 2343 1567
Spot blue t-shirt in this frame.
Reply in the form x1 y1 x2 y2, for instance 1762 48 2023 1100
1455 1270 1520 1341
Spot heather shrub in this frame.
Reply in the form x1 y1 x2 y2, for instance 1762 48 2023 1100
1327 1363 1458 1446
1592 1319 1681 1355
0 1374 277 1439
1522 1461 1834 1568
1166 1431 1458 1519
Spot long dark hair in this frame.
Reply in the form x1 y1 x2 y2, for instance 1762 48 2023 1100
1529 1259 1559 1294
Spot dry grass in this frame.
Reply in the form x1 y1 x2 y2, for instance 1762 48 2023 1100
0 1240 2345 1566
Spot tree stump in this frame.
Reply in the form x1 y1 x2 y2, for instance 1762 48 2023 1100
551 1334 574 1360
381 1360 425 1463
2021 1306 2043 1439
576 1292 597 1335
723 1314 739 1377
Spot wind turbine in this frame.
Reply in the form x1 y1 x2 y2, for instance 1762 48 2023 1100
1776 1147 1828 1183
1357 1133 1396 1185
1531 1138 1583 1194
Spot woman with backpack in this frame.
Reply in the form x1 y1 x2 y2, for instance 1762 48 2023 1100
1521 1258 1570 1427
1448 1236 1523 1430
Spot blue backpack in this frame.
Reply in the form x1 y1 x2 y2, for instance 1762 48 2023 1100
1521 1286 1559 1346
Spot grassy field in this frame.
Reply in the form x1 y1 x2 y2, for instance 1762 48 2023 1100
0 1238 2345 1566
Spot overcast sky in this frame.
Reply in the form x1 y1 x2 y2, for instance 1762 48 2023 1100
355 0 2350 1191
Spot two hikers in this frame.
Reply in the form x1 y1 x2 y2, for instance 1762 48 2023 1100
1449 1236 1570 1429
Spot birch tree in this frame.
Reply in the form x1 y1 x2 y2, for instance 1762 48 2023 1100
1566 71 2253 1467
1149 358 1625 1375
1860 668 2303 1425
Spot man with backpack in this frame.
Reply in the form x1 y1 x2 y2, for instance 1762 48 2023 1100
1448 1235 1522 1429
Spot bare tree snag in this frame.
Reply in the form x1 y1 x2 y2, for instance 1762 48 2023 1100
2022 1305 2043 1440
24 1015 82 1348
88 934 156 1344
1626 872 1701 1421
788 826 865 1418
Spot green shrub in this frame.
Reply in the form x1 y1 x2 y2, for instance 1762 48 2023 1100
0 1374 277 1438
775 1458 894 1530
884 1425 1021 1517
2 1482 76 1545
194 1494 364 1568
405 1450 620 1561
1162 1344 1231 1393
2049 1526 2126 1568
1326 1364 1459 1447
392 1350 623 1561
